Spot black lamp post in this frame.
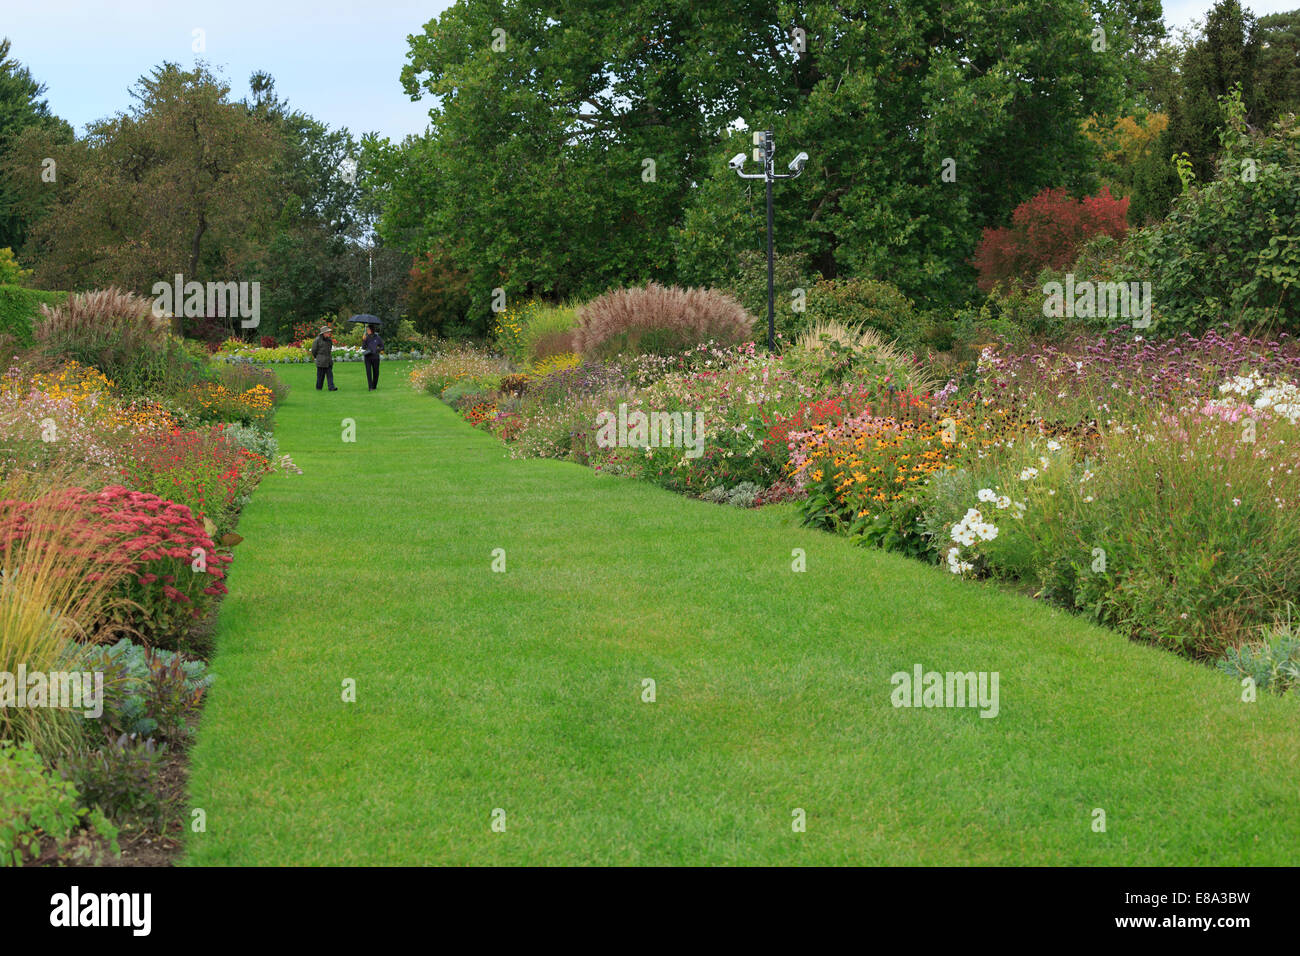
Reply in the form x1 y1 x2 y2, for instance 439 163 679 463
730 130 808 352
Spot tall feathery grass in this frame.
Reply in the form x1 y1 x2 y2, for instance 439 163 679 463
35 288 207 395
0 477 132 755
574 283 755 359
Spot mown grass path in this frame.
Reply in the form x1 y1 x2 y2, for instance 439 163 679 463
184 362 1299 865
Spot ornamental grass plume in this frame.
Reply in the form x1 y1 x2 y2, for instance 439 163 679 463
573 282 755 359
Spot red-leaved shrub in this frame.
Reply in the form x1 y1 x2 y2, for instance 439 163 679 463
973 187 1129 293
574 283 755 359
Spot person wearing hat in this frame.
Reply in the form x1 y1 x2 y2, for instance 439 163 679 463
362 325 384 390
310 325 338 391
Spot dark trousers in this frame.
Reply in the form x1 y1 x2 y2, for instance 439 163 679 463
315 364 335 390
365 355 380 389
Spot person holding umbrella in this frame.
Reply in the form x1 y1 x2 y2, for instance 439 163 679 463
360 322 384 390
310 325 338 391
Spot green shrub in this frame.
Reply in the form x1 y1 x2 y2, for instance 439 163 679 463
805 277 920 346
0 283 66 347
786 322 939 394
521 303 578 363
215 361 289 406
1120 106 1300 334
59 734 165 828
409 348 511 396
441 378 495 406
1 739 118 866
384 318 420 349
722 250 819 344
0 248 31 285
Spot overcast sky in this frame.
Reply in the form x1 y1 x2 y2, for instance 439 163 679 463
5 1 1298 143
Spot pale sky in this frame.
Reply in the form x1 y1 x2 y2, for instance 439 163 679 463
4 0 454 142
4 1 1298 143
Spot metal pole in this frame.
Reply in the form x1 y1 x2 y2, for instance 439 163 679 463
765 131 775 353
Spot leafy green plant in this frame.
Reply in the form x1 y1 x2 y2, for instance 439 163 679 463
699 482 764 507
0 249 33 285
521 303 578 363
1218 622 1300 695
0 283 66 348
804 277 920 345
222 422 279 461
441 378 497 406
85 638 213 743
1121 109 1300 334
215 361 289 406
1 739 118 866
786 322 938 394
60 733 165 827
722 250 817 343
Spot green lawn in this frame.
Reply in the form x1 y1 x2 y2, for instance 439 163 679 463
184 361 1300 865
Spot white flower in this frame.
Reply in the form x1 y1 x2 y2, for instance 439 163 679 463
1039 456 1050 469
1232 497 1241 507
1018 467 1038 481
1083 495 1094 503
1080 469 1094 482
995 495 1011 509
977 489 997 502
1046 439 1061 451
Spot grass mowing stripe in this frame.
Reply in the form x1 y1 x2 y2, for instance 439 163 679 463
183 362 1300 865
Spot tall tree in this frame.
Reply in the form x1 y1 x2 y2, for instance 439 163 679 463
1256 10 1300 125
0 37 72 255
16 63 279 322
242 72 365 338
1164 0 1260 184
386 0 1162 322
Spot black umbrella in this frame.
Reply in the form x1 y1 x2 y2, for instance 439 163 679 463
347 314 382 325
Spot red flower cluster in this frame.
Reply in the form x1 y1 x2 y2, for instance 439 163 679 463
121 425 268 528
763 387 932 459
0 485 232 646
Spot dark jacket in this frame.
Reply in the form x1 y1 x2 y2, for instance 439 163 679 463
362 333 384 358
310 333 334 368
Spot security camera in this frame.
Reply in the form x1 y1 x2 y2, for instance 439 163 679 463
788 151 809 173
728 152 747 171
